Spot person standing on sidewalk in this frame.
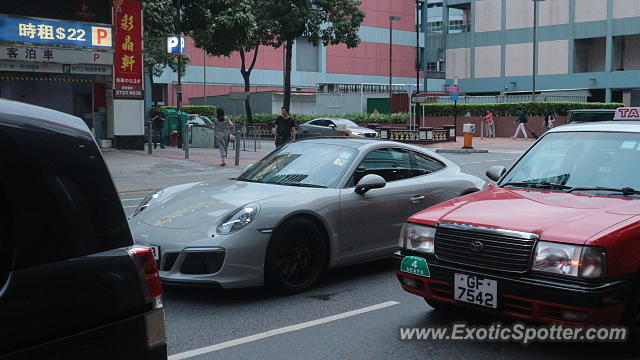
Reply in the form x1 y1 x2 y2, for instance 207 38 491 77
214 107 233 167
274 106 296 147
151 106 166 149
512 108 528 139
484 110 495 138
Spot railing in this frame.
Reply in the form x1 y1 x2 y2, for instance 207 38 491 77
230 125 265 152
377 126 454 143
436 95 588 104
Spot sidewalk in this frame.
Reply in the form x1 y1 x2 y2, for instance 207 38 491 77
103 136 532 193
423 136 535 151
103 140 276 193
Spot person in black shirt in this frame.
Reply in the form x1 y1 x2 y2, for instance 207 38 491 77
274 106 296 147
150 106 166 149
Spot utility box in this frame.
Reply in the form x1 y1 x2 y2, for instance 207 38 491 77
463 123 475 149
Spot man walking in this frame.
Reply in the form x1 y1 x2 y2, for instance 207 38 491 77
151 105 166 149
512 108 528 139
274 106 296 147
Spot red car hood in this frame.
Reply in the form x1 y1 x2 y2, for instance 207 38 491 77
409 187 640 245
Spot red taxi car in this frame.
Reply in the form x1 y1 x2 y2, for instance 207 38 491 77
395 120 640 328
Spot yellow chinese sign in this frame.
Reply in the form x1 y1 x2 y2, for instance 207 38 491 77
114 0 143 99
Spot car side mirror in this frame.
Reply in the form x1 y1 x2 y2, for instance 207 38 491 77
328 124 336 128
355 174 386 195
486 166 506 182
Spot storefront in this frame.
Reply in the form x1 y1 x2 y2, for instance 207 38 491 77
0 0 146 149
0 45 113 139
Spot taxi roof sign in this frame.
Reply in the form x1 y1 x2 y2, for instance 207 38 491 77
614 107 640 121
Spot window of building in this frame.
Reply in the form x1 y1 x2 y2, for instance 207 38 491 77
296 38 319 72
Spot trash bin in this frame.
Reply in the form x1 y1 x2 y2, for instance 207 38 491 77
162 109 187 147
463 123 476 149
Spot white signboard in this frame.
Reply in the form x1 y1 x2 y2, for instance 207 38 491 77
0 45 113 65
0 60 111 74
614 107 640 121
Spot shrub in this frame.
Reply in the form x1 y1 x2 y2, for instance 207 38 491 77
422 102 623 117
161 105 217 118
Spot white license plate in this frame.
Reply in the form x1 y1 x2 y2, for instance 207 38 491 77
454 273 497 309
150 245 161 261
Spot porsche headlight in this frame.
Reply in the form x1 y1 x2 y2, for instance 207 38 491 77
131 190 163 218
399 223 436 254
532 241 606 278
217 203 260 235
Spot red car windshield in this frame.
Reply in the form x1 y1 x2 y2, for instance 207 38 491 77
500 132 640 196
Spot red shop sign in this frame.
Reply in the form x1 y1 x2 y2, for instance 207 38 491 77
113 0 143 99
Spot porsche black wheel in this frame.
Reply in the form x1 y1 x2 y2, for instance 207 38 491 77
265 218 327 294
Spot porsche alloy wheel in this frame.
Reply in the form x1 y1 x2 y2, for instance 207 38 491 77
266 218 327 294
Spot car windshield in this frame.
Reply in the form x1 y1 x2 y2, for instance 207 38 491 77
500 131 640 196
237 142 358 188
333 119 358 127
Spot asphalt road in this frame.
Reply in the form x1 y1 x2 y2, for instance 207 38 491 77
118 152 636 360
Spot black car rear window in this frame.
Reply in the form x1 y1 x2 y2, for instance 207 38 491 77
0 115 133 269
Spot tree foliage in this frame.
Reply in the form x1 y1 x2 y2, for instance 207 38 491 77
181 0 272 122
258 0 365 109
143 0 189 81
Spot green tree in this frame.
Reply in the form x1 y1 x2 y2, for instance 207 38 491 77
143 0 189 102
182 0 271 123
259 0 365 109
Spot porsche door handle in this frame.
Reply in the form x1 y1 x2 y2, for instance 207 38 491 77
409 195 425 203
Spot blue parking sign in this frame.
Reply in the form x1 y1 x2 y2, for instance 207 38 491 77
166 36 186 54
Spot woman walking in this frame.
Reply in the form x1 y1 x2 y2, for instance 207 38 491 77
543 112 555 133
214 108 233 166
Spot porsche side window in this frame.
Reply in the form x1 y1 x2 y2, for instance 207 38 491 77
309 120 324 126
410 151 446 176
350 148 413 185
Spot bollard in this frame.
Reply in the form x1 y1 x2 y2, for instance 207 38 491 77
234 128 241 166
147 121 153 154
184 123 190 159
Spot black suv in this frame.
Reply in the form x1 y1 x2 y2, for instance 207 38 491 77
0 99 167 359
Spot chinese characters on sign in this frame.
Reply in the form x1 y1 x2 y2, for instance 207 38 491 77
1 45 114 65
0 15 112 48
113 0 143 99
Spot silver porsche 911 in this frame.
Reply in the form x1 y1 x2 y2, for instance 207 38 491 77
128 138 485 293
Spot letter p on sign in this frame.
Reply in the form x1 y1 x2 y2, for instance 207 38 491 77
167 36 186 54
91 27 112 47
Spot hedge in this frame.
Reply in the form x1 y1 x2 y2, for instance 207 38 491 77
160 102 623 124
422 102 624 117
161 105 217 118
229 112 410 124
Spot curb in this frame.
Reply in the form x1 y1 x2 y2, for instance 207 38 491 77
435 148 489 154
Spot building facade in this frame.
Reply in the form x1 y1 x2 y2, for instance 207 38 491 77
427 0 640 104
154 0 445 113
0 0 146 149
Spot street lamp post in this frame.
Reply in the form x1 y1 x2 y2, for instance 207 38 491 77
176 0 186 158
532 0 545 103
389 16 401 113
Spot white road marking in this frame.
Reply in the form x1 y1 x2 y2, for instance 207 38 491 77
168 301 400 360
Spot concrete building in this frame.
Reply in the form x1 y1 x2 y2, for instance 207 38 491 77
154 0 446 111
426 0 640 104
